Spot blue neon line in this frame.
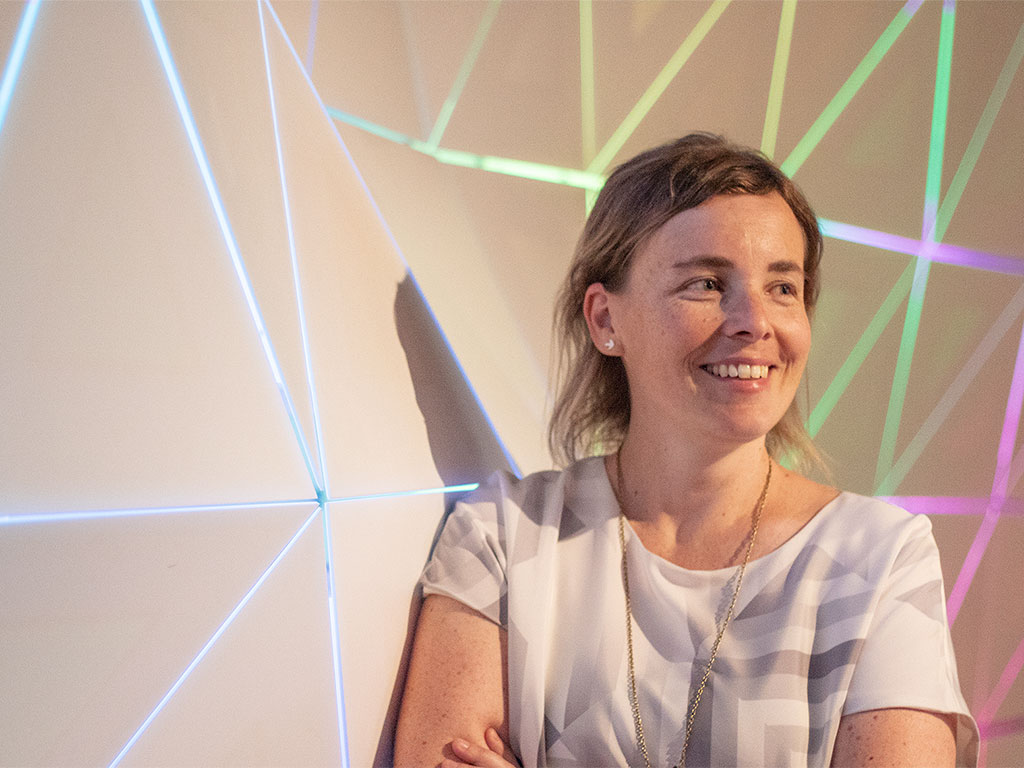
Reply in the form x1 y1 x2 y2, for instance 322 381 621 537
139 0 322 495
325 482 480 506
107 504 321 767
304 0 319 75
258 1 329 495
262 0 522 478
320 506 351 768
0 0 41 143
0 498 318 527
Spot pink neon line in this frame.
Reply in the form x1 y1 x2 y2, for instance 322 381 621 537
979 714 1024 740
978 635 1024 724
947 322 1024 624
818 218 1024 276
880 496 1024 517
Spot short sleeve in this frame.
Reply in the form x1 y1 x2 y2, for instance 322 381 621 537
419 479 508 627
844 515 979 766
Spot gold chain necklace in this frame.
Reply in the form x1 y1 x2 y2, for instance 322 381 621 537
614 452 772 768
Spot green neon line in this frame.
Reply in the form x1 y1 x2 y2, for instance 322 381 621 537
761 0 797 159
585 187 599 215
425 0 501 151
580 0 596 165
807 262 914 437
586 0 730 175
780 0 922 177
935 20 1024 242
873 3 955 492
325 106 411 144
876 282 1024 496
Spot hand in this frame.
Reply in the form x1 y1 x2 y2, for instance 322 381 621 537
441 728 520 768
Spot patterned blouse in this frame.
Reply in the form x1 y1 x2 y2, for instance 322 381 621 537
421 456 978 767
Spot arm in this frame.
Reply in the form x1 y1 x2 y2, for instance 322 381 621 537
831 707 957 767
395 594 518 767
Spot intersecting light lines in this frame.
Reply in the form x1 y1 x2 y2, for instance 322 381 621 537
585 0 730 177
760 0 796 159
424 0 500 152
0 0 41 142
107 504 322 768
138 0 321 495
263 0 524 477
0 498 318 527
257 0 329 496
780 0 924 177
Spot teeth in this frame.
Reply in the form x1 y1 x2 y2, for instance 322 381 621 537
707 364 769 379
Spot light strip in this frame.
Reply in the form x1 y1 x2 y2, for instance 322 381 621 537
878 497 1024 517
258 1 328 494
946 317 1024 624
875 270 1024 496
935 20 1024 242
978 637 1024 727
781 0 923 177
579 0 596 165
320 507 350 768
807 263 914 437
263 0 523 476
304 0 320 74
107 505 322 767
873 1 955 492
819 219 1024 276
424 0 500 151
586 0 730 175
326 482 480 506
0 498 318 527
138 0 321 494
760 0 796 159
0 0 40 144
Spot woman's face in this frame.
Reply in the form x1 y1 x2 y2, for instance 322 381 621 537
592 192 811 447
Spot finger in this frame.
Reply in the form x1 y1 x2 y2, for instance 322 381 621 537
450 738 505 767
484 728 505 755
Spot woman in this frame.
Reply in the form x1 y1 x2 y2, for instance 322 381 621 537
395 134 977 767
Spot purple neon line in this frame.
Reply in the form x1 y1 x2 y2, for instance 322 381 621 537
878 497 1024 517
947 320 1024 624
818 218 1024 276
304 0 319 75
979 714 1024 740
978 635 1024 725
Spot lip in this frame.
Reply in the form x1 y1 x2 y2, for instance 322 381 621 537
698 360 775 384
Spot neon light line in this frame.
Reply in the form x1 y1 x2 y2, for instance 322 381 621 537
325 482 480 506
139 0 321 495
876 280 1024 495
320 506 350 768
946 316 1024 624
586 0 730 175
781 0 924 177
0 498 318 527
424 0 500 151
819 218 1024 276
934 20 1024 242
980 715 1024 741
878 497 1024 517
760 0 796 159
806 263 914 437
0 0 41 143
580 0 596 165
304 0 319 75
258 1 328 494
263 0 522 477
107 504 321 767
873 1 955 492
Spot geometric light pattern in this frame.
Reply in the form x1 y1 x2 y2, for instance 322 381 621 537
1 1 1022 765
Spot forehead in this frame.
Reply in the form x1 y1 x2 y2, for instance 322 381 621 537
635 192 806 272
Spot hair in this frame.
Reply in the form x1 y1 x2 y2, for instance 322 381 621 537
548 132 826 472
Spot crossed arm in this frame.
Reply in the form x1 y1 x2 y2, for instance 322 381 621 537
394 594 957 767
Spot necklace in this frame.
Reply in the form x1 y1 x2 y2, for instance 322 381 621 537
614 452 772 768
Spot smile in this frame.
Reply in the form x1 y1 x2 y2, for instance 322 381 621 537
701 363 771 380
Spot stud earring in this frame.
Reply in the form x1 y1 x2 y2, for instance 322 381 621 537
604 338 615 350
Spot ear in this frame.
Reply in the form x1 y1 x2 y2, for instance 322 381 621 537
583 282 620 356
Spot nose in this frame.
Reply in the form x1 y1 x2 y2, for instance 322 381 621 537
721 287 771 340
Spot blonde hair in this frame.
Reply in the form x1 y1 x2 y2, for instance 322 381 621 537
549 133 825 472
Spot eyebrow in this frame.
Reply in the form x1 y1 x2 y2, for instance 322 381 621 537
670 256 804 274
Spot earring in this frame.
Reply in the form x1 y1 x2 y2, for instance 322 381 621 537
604 338 615 350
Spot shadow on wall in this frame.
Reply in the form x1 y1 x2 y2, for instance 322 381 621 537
372 274 518 765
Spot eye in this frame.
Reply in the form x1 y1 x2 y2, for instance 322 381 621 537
771 281 801 300
683 277 723 293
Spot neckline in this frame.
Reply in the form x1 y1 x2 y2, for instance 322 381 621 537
584 454 846 576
